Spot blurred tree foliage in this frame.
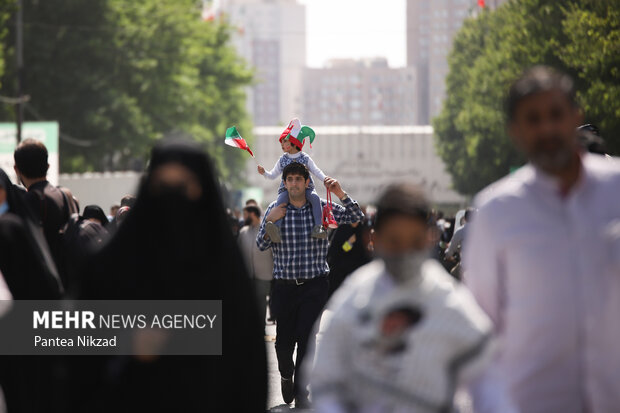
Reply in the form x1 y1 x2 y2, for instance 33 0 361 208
434 0 620 196
0 0 253 185
0 1 15 95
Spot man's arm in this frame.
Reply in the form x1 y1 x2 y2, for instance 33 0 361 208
323 177 363 225
445 227 465 259
462 204 503 327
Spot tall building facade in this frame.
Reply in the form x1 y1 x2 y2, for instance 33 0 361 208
407 0 507 123
301 58 417 126
221 0 306 126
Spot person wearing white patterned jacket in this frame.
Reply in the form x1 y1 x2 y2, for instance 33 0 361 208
307 183 517 413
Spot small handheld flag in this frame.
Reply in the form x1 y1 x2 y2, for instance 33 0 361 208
225 126 254 157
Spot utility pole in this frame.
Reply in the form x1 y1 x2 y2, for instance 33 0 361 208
16 0 24 144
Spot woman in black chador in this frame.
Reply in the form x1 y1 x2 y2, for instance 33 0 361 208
76 140 267 412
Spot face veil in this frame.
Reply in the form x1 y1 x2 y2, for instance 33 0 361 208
81 139 249 300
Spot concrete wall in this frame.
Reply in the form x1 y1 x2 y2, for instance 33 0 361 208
247 125 465 207
59 172 142 214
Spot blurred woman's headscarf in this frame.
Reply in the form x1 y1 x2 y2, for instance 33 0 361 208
78 140 267 412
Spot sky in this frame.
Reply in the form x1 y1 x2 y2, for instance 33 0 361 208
298 0 406 68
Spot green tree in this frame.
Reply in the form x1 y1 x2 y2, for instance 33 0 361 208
1 0 253 186
434 0 620 196
560 1 620 154
0 0 16 109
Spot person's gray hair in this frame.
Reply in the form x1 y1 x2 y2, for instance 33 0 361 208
505 66 577 121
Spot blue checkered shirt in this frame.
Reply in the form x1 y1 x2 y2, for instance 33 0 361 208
256 196 364 280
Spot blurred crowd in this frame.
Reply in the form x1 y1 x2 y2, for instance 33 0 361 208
0 65 619 413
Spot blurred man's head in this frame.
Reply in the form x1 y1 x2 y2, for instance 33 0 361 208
120 195 136 208
110 204 120 217
245 199 258 207
506 66 582 175
282 162 310 202
115 206 131 225
373 183 431 283
462 208 474 225
243 205 261 226
13 139 49 184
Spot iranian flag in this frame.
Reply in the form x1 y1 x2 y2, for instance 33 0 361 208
225 126 254 157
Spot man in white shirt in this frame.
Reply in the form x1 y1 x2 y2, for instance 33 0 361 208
464 66 620 413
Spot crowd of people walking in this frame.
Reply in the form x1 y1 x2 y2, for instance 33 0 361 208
0 66 619 412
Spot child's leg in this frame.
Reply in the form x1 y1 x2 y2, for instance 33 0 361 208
274 190 289 228
306 188 322 227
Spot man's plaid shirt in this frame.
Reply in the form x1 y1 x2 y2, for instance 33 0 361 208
256 196 364 280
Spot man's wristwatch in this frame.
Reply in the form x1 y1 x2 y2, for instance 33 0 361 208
339 192 349 201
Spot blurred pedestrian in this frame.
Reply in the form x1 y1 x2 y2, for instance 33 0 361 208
62 205 110 296
82 205 108 227
465 66 620 412
309 183 502 413
0 169 65 413
108 204 120 222
13 139 77 281
107 196 135 233
0 270 9 413
444 208 474 280
120 194 136 208
78 140 267 412
238 204 274 331
257 162 364 408
326 219 372 298
0 269 12 318
0 168 63 299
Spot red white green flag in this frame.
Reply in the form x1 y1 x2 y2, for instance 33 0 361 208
225 126 254 157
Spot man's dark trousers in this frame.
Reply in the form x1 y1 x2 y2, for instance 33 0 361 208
270 275 329 399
